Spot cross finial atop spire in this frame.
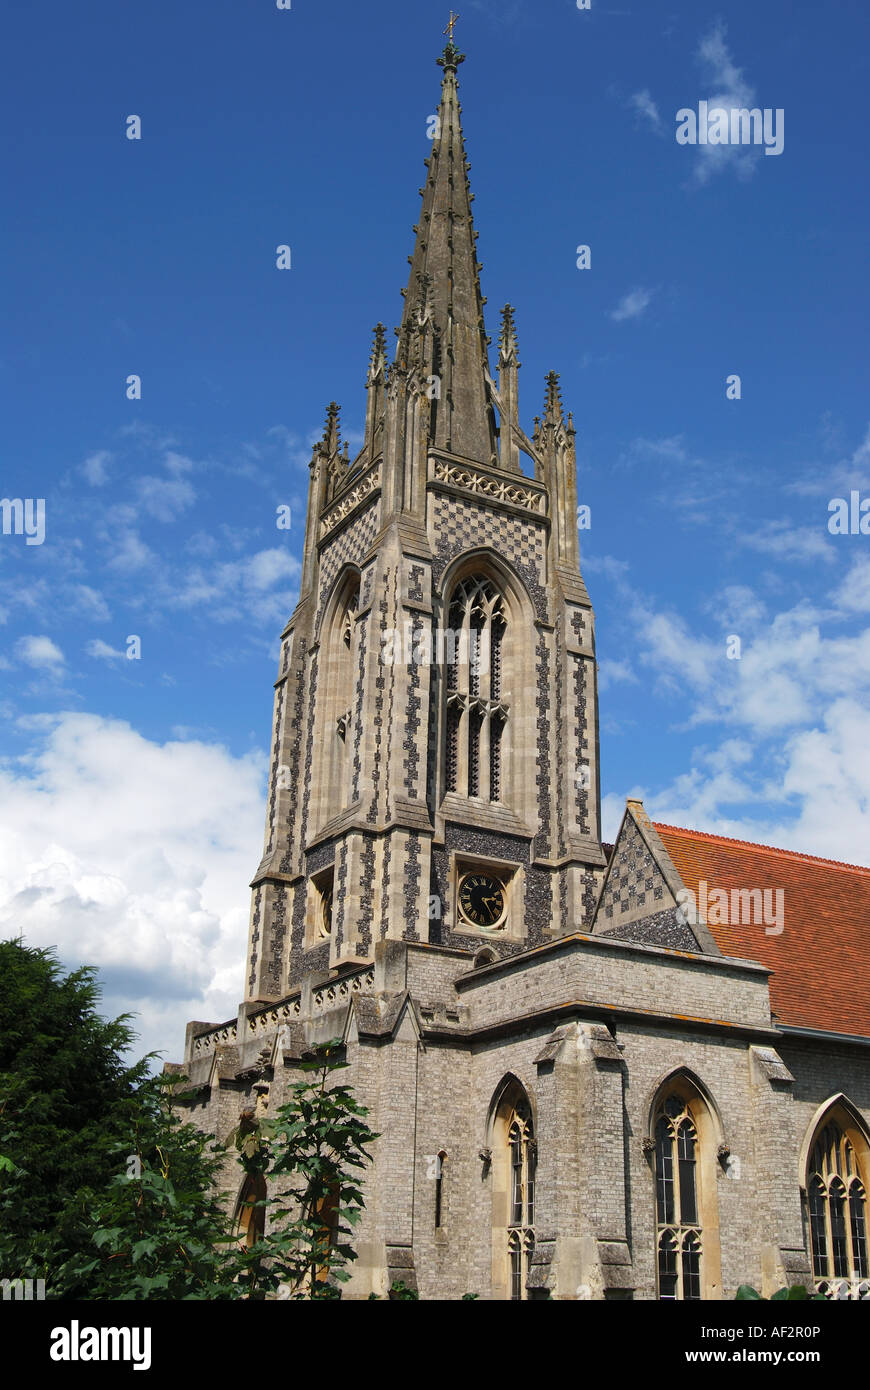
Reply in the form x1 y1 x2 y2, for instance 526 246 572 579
438 9 465 72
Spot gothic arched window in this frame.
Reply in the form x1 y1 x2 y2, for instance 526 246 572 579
654 1094 703 1300
508 1100 535 1299
443 575 507 802
334 578 359 754
312 570 360 834
807 1119 869 1294
489 1079 537 1300
235 1174 267 1249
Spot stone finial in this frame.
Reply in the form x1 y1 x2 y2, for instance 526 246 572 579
499 303 520 363
321 401 341 456
544 370 564 426
367 322 387 385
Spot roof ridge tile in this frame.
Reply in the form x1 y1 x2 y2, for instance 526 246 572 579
652 822 870 876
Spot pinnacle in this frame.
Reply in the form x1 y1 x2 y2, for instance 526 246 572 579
544 371 565 425
321 401 341 455
367 323 387 376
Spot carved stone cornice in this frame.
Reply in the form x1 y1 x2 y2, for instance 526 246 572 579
319 462 381 539
430 454 547 517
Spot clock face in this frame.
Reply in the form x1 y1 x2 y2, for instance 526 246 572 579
321 886 333 936
458 873 506 929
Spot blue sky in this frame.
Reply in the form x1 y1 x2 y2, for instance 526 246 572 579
2 0 869 1058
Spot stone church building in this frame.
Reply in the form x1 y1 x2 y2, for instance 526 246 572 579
175 35 870 1300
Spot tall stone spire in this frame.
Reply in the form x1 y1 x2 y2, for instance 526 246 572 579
397 28 497 464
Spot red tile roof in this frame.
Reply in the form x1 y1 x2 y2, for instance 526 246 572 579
654 823 870 1039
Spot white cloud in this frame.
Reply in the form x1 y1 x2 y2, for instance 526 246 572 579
737 521 836 565
707 585 768 631
786 424 870 497
628 434 689 463
598 657 639 691
690 22 760 184
16 635 65 669
834 555 870 614
610 287 654 323
172 547 301 627
135 476 196 523
107 529 155 572
245 548 298 590
0 713 267 1060
164 451 196 477
85 639 127 662
82 451 112 486
639 700 870 867
72 585 111 621
603 571 870 864
630 89 662 131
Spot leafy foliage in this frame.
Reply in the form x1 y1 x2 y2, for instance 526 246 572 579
736 1283 826 1301
0 939 151 1283
235 1040 379 1299
53 1044 378 1300
1 940 379 1300
388 1279 419 1300
52 1072 242 1300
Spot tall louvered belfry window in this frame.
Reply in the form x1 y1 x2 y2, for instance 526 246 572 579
444 575 507 802
808 1120 869 1295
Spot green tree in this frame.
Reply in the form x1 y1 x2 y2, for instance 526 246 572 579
0 939 151 1283
52 1071 244 1300
1 940 379 1300
229 1041 379 1299
61 1042 378 1300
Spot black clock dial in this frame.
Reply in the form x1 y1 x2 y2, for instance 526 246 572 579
459 873 506 928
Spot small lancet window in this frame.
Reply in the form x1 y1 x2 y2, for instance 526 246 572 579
434 1151 447 1230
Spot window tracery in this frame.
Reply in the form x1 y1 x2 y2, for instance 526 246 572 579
808 1119 869 1295
444 575 507 803
654 1094 702 1300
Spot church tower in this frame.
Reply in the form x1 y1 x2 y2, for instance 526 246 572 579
179 23 870 1304
244 30 606 1005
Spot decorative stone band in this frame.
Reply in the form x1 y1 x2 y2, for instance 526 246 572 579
446 692 509 718
192 965 378 1057
815 1279 870 1300
192 1021 239 1056
431 456 547 515
248 998 302 1033
310 966 375 1012
319 464 381 538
